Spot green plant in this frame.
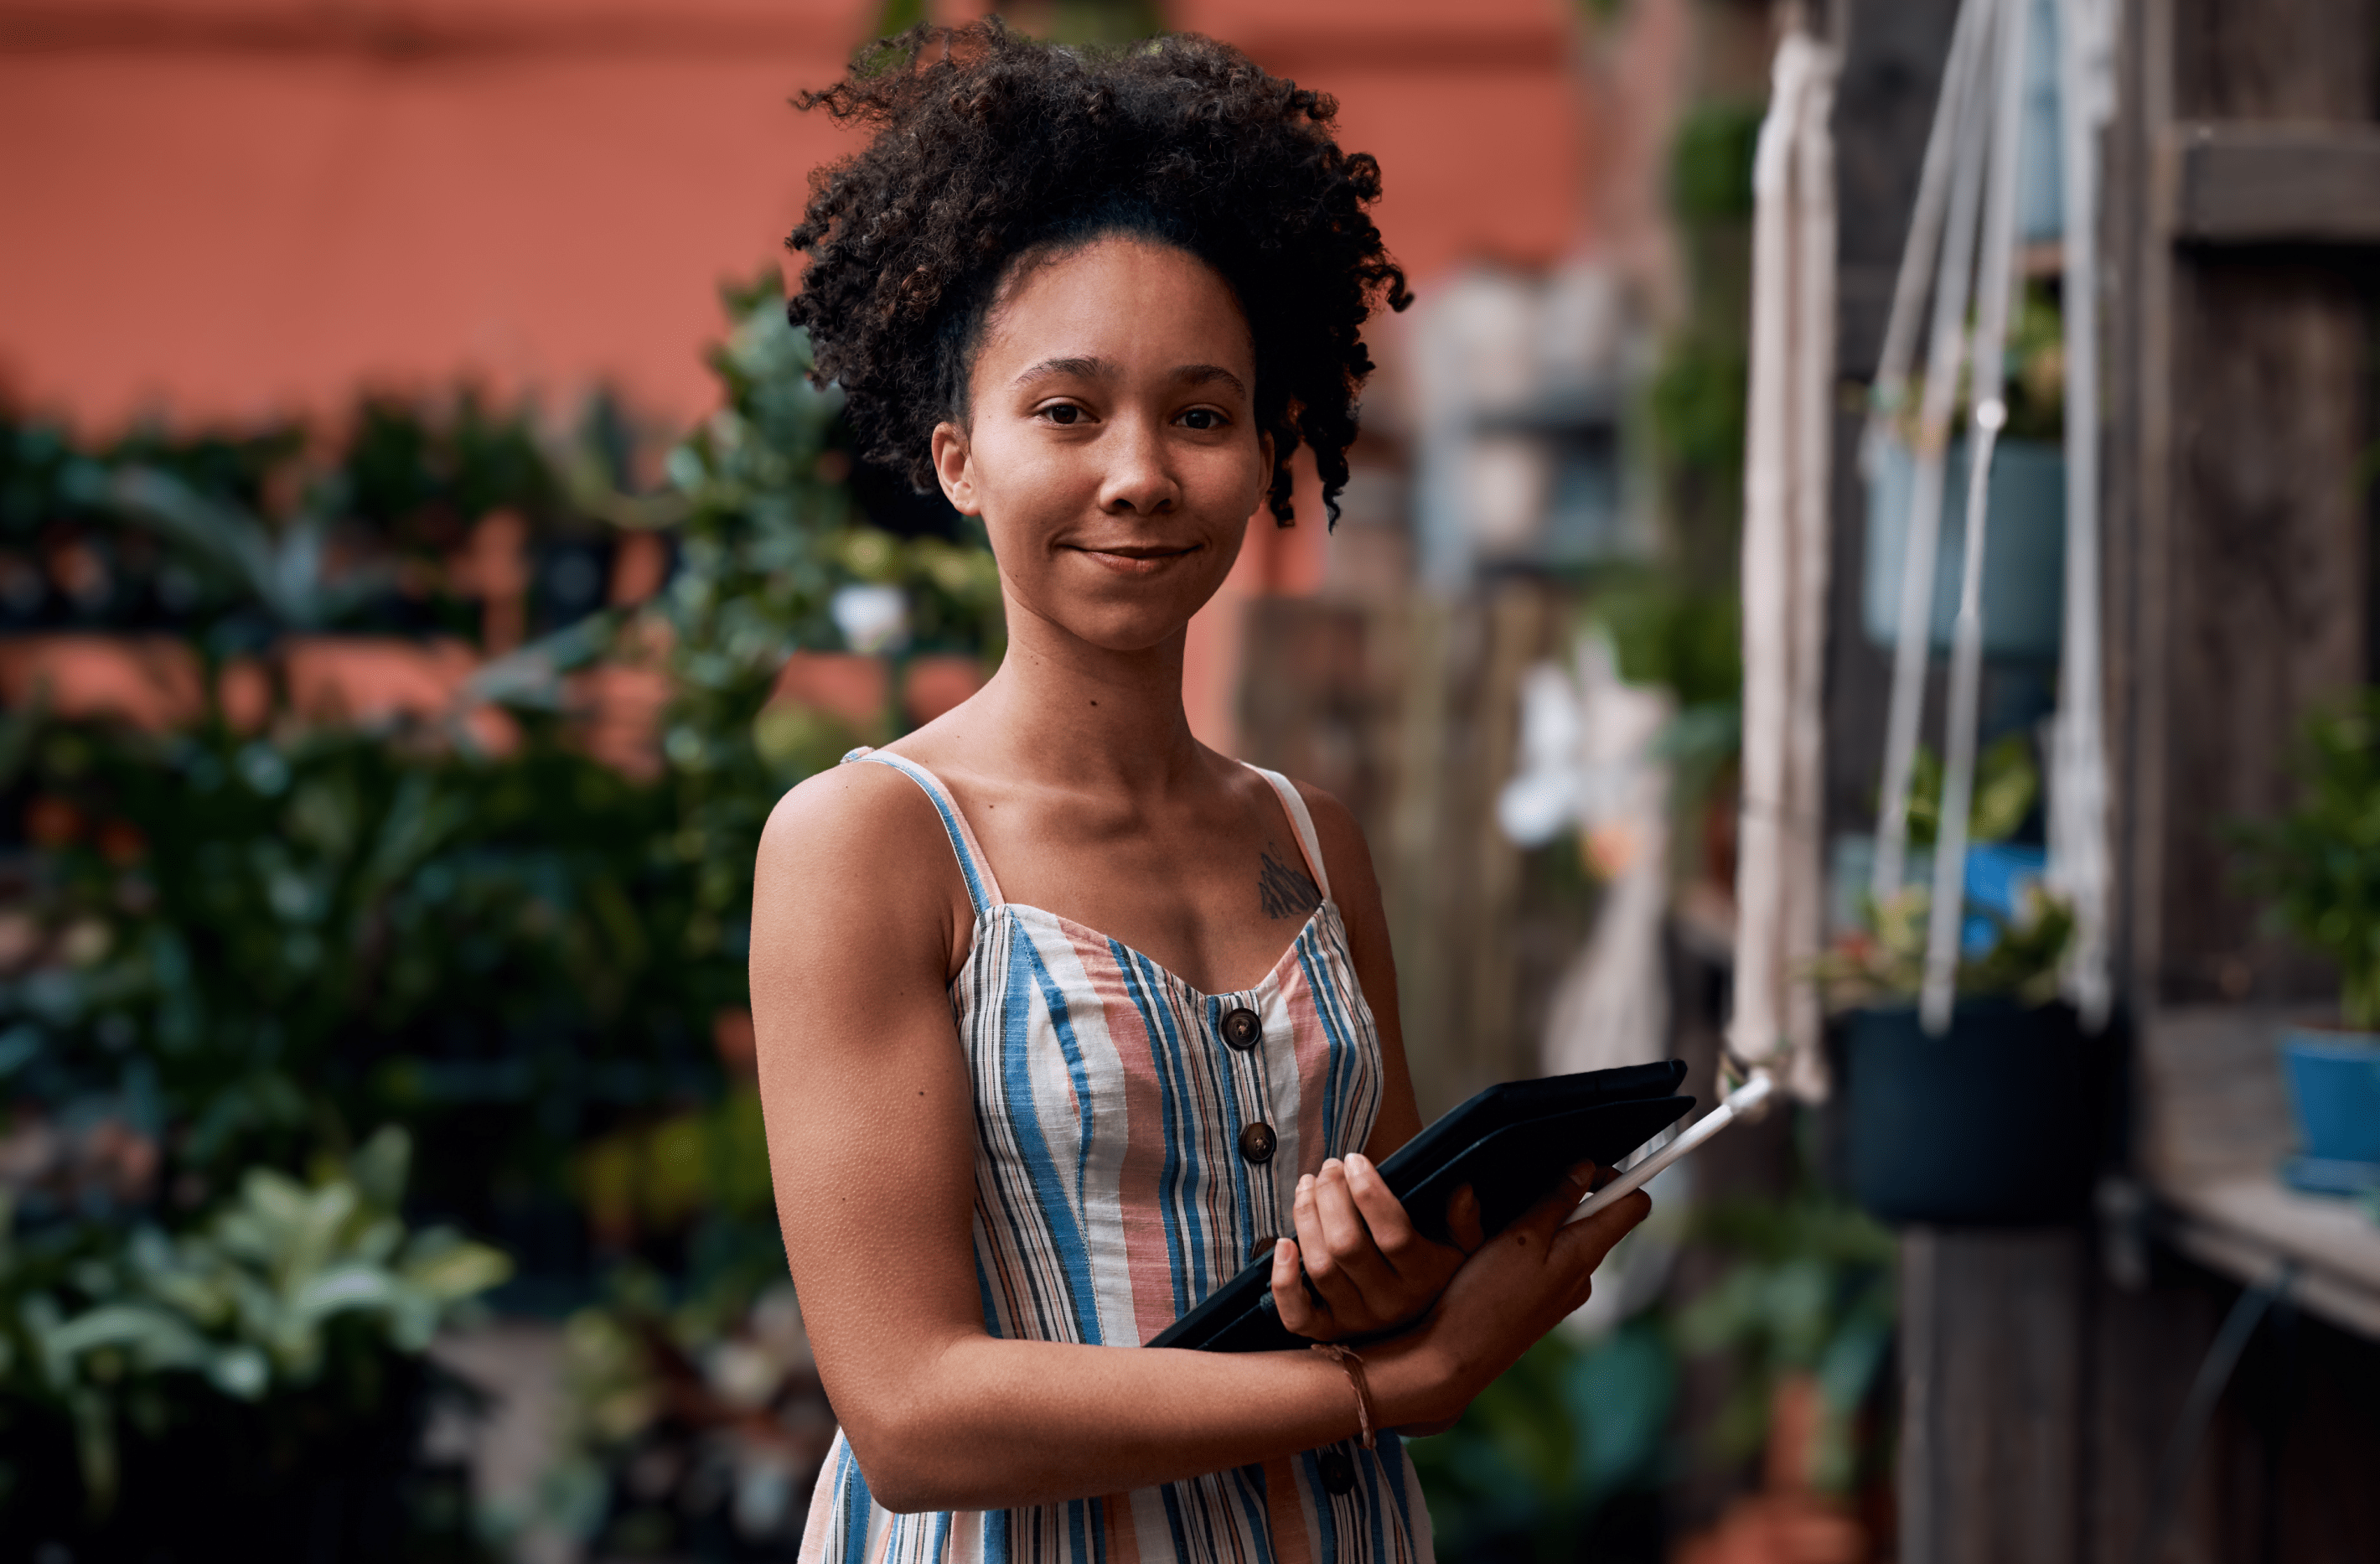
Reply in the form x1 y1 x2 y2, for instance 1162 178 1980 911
0 1126 507 1515
2234 691 2380 1028
536 1266 833 1554
1811 882 2073 1012
1886 282 2064 446
1405 1319 1676 1562
1675 1189 1895 1494
1901 732 2039 849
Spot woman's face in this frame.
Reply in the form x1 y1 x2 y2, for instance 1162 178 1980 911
931 236 1269 655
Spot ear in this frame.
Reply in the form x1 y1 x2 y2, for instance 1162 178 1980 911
930 422 979 515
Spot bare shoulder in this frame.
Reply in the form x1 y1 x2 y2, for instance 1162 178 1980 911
753 757 968 981
1285 777 1384 908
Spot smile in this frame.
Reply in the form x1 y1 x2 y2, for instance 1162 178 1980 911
1067 543 1202 577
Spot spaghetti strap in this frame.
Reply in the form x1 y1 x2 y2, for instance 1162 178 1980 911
841 748 1006 916
1242 764 1332 904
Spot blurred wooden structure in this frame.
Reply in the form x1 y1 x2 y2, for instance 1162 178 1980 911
1831 0 2380 1560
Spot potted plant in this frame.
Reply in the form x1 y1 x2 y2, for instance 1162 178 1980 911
1815 738 2114 1225
2233 696 2380 1196
1862 285 2070 663
0 1126 511 1558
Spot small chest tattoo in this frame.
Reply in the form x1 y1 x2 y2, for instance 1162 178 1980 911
1257 847 1322 920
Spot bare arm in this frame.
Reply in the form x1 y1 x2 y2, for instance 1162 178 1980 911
752 766 1647 1514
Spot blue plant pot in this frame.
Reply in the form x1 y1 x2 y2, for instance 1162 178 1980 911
2279 1029 2380 1164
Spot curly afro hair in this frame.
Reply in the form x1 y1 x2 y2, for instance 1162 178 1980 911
786 21 1410 527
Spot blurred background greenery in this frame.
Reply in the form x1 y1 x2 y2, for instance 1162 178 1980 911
0 1 1911 1559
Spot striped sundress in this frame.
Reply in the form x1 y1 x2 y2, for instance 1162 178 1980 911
800 748 1433 1564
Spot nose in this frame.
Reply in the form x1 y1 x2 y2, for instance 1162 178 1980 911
1096 415 1180 515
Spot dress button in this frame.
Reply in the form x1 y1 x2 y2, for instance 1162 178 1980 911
1318 1450 1358 1495
1238 1121 1277 1165
1221 1007 1264 1050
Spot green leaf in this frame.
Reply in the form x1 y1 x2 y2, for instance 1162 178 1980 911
348 1125 411 1213
400 1230 514 1302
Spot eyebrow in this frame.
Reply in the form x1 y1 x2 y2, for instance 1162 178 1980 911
1009 357 1249 398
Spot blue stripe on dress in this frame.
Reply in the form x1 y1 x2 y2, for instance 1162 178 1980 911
836 1443 874 1564
1001 944 1103 1345
856 754 993 917
1296 930 1354 1156
1135 948 1213 1302
1299 1451 1341 1564
1375 1433 1415 1541
1227 1465 1276 1564
1024 939 1099 1209
1362 1448 1390 1564
1115 940 1197 1318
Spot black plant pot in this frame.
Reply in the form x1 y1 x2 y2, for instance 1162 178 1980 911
1841 998 2115 1226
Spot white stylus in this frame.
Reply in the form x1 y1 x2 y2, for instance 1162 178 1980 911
1563 1072 1774 1226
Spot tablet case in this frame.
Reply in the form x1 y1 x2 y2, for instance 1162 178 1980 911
1148 1059 1694 1353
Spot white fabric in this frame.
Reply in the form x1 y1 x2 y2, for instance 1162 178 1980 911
1872 0 1999 907
1920 0 2034 1033
1731 28 1839 1100
2046 0 2116 1028
1523 634 1677 1082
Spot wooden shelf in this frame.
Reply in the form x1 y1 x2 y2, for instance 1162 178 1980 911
2157 1173 2380 1339
2136 1004 2380 1339
2161 122 2380 246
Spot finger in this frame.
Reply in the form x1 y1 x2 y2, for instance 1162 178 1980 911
1551 1187 1652 1277
1445 1183 1484 1253
1270 1236 1328 1338
1290 1173 1358 1318
1496 1161 1601 1259
1306 1162 1398 1311
1342 1153 1425 1275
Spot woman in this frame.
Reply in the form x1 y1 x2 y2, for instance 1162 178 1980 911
752 24 1651 1563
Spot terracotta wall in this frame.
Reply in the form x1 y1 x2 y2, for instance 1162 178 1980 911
0 0 1585 427
0 0 1591 752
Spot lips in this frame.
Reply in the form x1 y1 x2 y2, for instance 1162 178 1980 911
1067 542 1202 576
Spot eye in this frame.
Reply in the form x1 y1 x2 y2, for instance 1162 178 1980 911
1179 407 1226 431
1037 402 1085 427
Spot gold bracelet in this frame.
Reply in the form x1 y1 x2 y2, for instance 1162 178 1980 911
1310 1342 1377 1449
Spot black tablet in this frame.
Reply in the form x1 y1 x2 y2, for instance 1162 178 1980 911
1147 1059 1694 1353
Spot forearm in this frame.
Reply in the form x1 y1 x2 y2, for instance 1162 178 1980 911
839 1328 1447 1513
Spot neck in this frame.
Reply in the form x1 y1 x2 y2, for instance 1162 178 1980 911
954 597 1208 795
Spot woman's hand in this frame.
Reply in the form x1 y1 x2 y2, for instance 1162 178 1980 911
1368 1161 1653 1436
1269 1154 1484 1341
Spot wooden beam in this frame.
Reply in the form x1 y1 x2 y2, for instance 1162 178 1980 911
2163 122 2380 245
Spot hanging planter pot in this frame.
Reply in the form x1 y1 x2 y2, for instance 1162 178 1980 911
1862 436 2066 662
1839 997 2115 1225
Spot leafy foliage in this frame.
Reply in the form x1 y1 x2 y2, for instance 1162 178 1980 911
1901 733 2039 850
0 1126 505 1519
0 272 1001 1536
537 1268 832 1555
2233 691 2380 1028
1810 883 2073 1012
1669 104 1763 225
1406 1320 1677 1562
1676 1190 1895 1494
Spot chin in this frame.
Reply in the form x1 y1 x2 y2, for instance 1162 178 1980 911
1063 611 1199 654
